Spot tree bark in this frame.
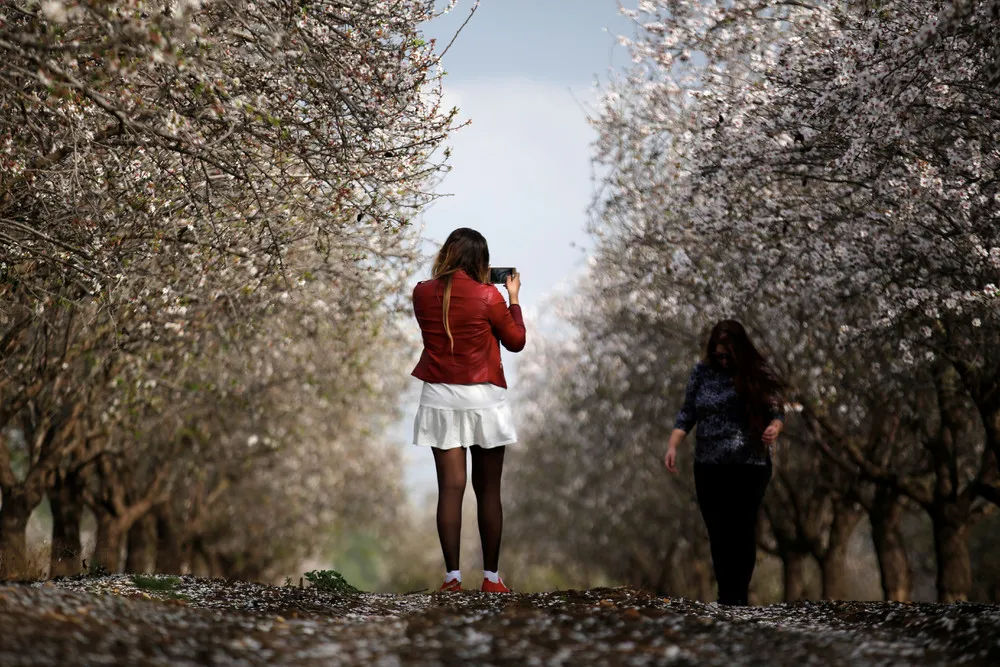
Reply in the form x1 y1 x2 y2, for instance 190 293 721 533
782 551 810 602
653 545 677 597
0 494 31 579
956 362 1000 489
978 412 1000 506
630 550 657 593
985 411 1000 481
691 557 714 601
932 508 971 603
869 489 912 602
49 472 85 578
926 365 974 603
92 512 126 573
125 512 157 574
651 541 714 600
155 505 188 574
190 538 213 578
49 492 84 577
84 459 169 574
820 504 863 600
220 551 261 582
214 552 236 579
1 407 81 579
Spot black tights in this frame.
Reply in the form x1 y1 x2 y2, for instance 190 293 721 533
433 445 506 573
694 462 771 606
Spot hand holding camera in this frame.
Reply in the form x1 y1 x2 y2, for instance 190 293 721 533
490 267 520 305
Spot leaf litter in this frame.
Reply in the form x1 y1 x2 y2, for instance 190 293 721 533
0 576 997 666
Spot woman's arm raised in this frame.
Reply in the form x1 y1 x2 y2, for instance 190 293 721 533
487 272 525 352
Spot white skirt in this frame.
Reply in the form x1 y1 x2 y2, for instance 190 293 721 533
413 382 518 449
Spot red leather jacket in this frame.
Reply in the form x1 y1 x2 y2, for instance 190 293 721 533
411 270 526 388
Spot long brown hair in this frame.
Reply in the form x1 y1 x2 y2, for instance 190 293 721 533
704 320 786 450
432 228 490 351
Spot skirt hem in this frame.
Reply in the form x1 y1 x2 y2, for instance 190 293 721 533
411 439 517 450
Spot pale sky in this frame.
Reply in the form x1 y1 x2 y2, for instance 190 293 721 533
400 1 633 497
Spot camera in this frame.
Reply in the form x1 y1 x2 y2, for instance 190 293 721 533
489 267 516 284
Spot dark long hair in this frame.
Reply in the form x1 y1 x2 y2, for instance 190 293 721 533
431 228 491 351
704 320 786 450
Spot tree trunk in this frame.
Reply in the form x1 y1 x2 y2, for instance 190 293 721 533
979 411 1000 507
155 505 187 574
190 539 212 578
0 495 31 579
191 543 229 579
931 509 971 602
977 401 1000 487
870 490 912 602
216 553 236 580
92 513 126 573
653 545 677 596
630 552 655 592
820 546 849 601
782 551 809 602
1 403 82 579
221 551 263 582
691 557 714 601
820 505 862 600
125 512 157 574
49 474 85 578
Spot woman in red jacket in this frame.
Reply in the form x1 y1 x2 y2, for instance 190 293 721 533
411 228 525 594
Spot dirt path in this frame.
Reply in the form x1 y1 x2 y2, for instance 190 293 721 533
1 576 997 666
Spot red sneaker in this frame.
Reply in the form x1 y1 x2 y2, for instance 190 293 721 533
438 578 462 593
480 577 512 593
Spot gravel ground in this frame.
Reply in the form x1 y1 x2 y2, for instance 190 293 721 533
1 575 998 666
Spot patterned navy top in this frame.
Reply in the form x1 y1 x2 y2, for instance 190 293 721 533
674 362 785 466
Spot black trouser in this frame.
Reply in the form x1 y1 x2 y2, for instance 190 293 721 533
694 462 772 606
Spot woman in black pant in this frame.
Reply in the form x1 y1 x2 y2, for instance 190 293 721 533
664 320 785 606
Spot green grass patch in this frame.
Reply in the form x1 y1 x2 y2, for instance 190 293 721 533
304 569 360 594
131 574 182 593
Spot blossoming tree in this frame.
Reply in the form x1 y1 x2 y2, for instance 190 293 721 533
1 0 461 578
